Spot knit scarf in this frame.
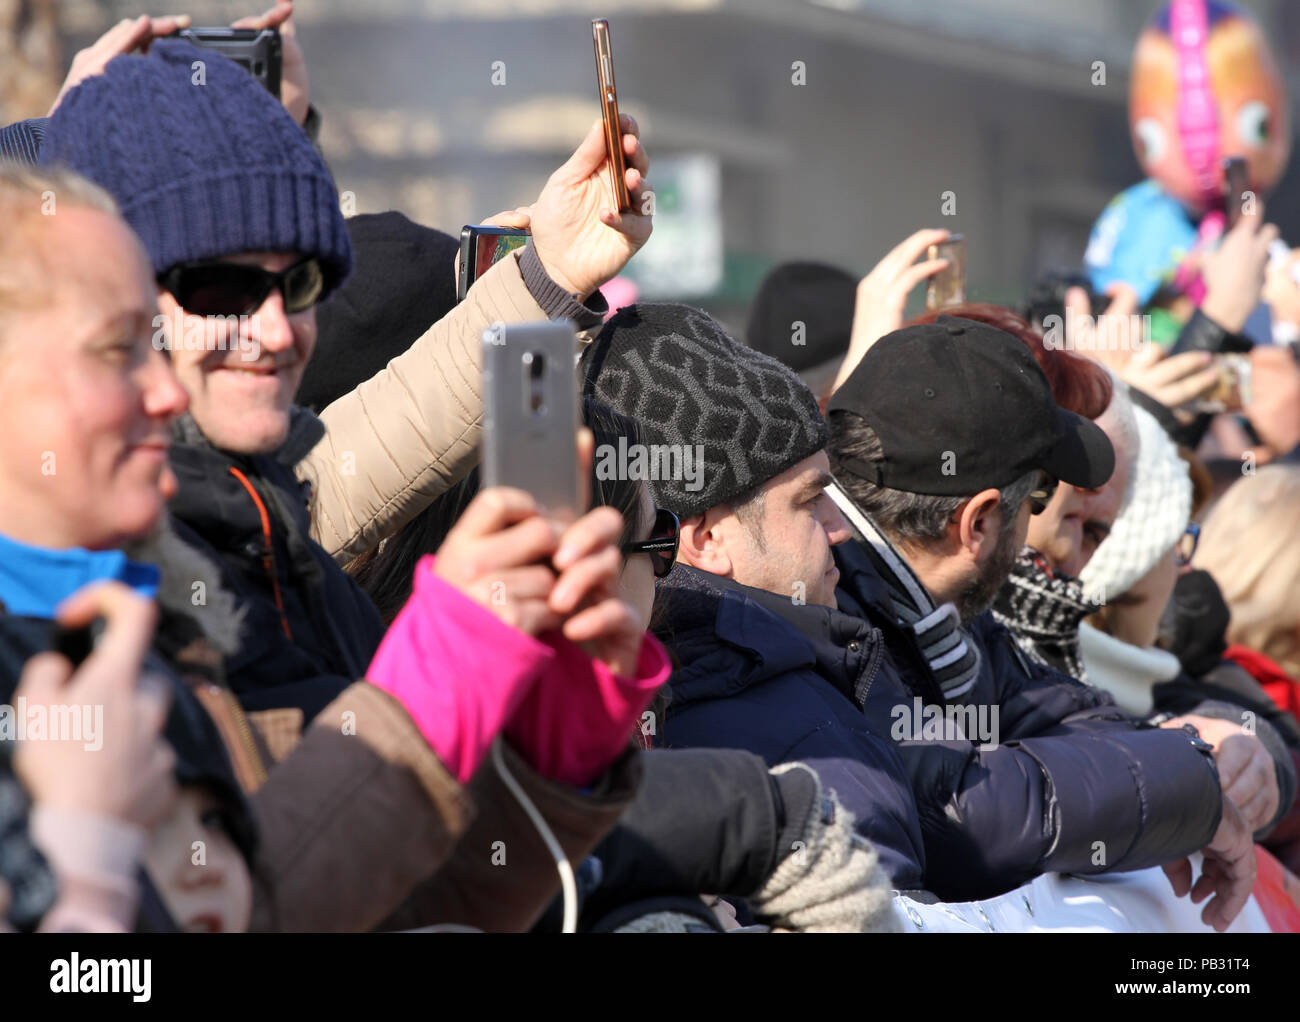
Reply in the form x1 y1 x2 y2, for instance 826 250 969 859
991 549 1097 682
827 484 981 701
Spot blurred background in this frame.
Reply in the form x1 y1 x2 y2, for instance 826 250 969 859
4 0 1300 327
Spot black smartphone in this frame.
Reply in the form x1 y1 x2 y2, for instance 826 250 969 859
1224 156 1249 229
51 621 100 668
457 225 530 302
173 27 282 98
481 320 581 526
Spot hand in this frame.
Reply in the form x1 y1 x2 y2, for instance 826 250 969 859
1160 714 1279 832
546 427 645 676
433 487 564 637
1113 344 1219 410
1200 203 1280 334
232 2 308 126
528 114 652 299
831 228 949 394
1264 247 1300 328
550 505 643 677
1218 732 1280 834
12 582 177 830
1246 344 1300 457
48 13 192 116
1064 283 1141 373
1162 793 1256 932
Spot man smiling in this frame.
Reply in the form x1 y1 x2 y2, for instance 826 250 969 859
40 39 652 716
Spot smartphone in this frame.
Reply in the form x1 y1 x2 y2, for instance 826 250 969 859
1192 353 1253 413
1224 156 1249 229
173 27 282 98
592 19 631 212
457 225 530 303
926 234 966 311
482 320 581 525
51 621 100 668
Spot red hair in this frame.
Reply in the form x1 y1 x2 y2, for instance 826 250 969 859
906 302 1113 419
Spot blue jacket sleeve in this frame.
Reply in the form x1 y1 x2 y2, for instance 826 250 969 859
883 618 1225 900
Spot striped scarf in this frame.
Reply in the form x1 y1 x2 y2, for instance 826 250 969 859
828 484 982 702
991 549 1097 682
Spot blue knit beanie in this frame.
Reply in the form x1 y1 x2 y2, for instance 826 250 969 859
39 39 351 296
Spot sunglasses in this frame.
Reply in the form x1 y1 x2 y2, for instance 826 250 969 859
1176 522 1201 567
1028 475 1059 516
622 507 680 579
158 257 325 317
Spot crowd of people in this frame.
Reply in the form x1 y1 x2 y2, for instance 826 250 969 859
3 3 1300 934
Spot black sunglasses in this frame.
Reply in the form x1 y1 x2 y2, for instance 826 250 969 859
622 508 680 579
158 256 325 317
1028 475 1059 516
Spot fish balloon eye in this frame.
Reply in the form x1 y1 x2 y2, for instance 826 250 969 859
1134 117 1167 165
1236 100 1272 147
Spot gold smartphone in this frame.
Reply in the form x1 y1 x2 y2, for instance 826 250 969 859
592 19 631 212
926 235 966 311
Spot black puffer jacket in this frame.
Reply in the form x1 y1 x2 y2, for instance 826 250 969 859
167 412 386 719
532 747 819 931
833 534 1225 901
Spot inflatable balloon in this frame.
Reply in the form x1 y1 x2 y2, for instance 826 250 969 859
1084 0 1290 338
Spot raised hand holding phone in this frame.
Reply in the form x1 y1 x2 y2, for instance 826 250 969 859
831 227 950 394
527 111 651 299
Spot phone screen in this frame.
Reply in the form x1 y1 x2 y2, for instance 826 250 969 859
475 232 529 282
926 236 966 311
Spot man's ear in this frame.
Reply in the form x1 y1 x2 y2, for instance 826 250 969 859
956 488 1002 564
677 506 735 578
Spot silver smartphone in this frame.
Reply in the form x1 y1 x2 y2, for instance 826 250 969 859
481 320 581 525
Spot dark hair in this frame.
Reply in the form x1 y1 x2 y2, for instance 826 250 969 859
828 415 1036 547
351 398 648 624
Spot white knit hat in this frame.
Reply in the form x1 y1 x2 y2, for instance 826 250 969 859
1078 401 1191 603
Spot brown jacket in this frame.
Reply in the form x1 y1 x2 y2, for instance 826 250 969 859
301 247 601 565
199 678 638 932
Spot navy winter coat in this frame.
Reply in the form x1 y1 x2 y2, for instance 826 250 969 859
833 536 1224 900
652 565 928 892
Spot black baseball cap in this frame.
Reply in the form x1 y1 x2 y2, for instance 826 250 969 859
826 316 1114 496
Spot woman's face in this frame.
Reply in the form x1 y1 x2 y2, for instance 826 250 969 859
0 207 188 550
616 484 658 633
1108 546 1179 649
143 786 253 934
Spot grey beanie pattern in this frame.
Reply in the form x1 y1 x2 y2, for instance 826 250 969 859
581 303 828 517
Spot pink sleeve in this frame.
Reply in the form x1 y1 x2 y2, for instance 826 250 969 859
366 555 555 783
505 632 672 787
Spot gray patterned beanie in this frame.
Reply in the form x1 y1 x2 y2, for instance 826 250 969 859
580 303 828 517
